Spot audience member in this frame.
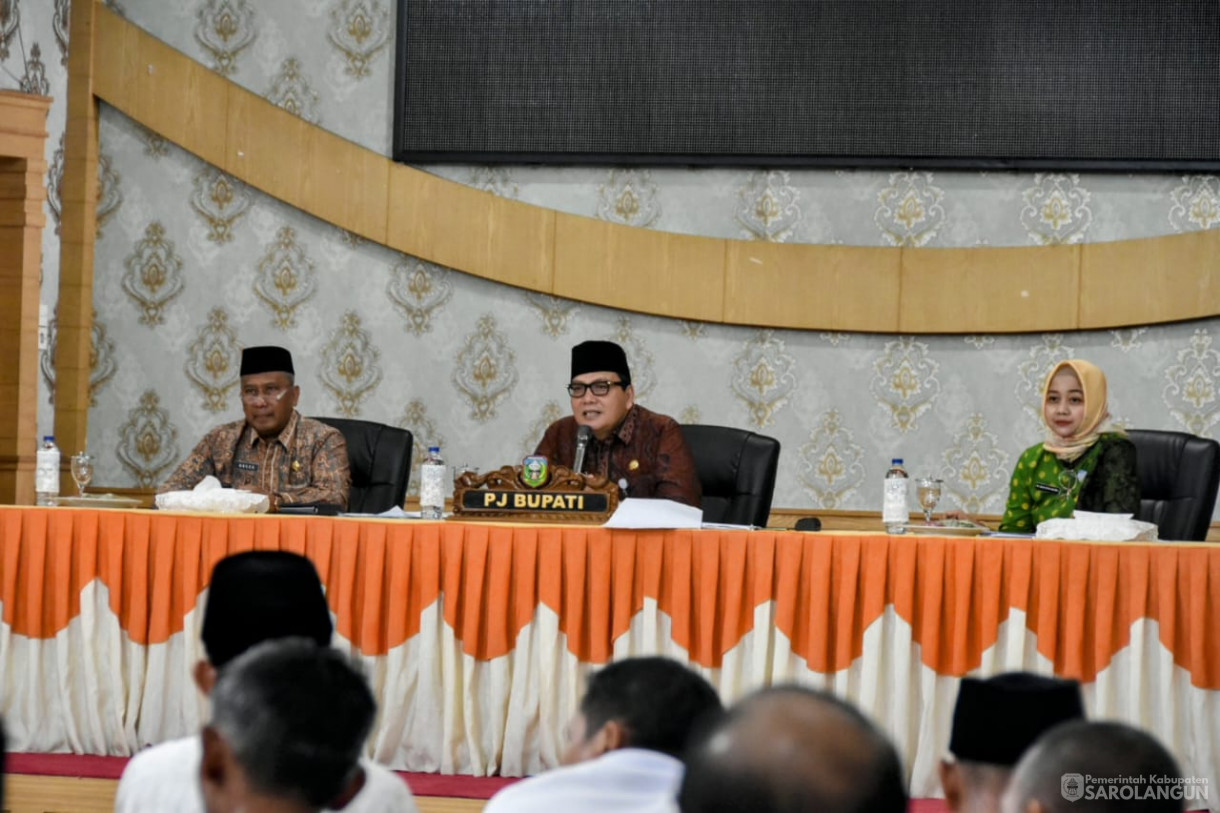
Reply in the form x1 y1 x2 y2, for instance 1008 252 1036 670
484 656 723 812
677 685 907 813
200 638 375 813
940 672 1085 813
116 550 417 812
1001 720 1186 813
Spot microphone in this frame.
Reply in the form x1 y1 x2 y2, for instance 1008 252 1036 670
572 425 592 474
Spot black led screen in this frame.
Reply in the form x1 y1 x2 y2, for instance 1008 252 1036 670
393 0 1220 170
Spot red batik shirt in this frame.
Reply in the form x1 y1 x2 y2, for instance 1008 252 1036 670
535 405 702 508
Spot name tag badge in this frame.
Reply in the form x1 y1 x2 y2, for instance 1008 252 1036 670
235 461 259 473
1034 482 1061 495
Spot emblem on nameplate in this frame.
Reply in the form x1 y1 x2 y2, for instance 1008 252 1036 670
521 455 549 488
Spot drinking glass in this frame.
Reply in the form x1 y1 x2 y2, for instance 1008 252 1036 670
916 477 942 524
70 452 94 497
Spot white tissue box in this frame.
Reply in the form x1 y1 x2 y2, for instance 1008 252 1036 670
154 475 271 514
1034 511 1158 542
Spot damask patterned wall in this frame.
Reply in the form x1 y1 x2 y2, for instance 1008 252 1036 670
16 0 1220 516
0 0 72 440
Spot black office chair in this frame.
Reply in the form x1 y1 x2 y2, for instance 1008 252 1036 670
314 417 413 514
680 424 781 528
1126 429 1220 542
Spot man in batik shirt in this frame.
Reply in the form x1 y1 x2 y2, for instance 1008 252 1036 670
160 346 350 511
534 340 701 508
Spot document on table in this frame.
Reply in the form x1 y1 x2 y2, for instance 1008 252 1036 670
604 498 703 529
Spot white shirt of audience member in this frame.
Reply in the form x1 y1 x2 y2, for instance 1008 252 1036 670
115 736 418 813
483 747 684 813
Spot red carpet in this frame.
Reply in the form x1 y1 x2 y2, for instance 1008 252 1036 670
8 753 518 800
9 754 128 780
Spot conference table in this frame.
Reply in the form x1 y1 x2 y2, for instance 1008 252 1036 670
1 505 1217 801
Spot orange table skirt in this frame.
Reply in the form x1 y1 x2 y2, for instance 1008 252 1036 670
1 507 1217 800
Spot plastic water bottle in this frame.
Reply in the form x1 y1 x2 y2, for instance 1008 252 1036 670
35 436 61 506
419 446 446 520
882 458 909 534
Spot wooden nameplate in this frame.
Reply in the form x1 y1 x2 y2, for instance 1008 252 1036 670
452 461 619 523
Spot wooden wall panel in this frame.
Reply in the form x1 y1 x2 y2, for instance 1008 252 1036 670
724 242 901 331
0 105 52 157
387 165 492 271
387 165 554 292
484 193 555 292
899 244 1080 333
0 94 51 505
55 0 102 481
0 223 43 454
553 215 725 321
141 37 230 170
305 127 389 244
1079 229 1220 328
91 7 141 111
225 84 310 210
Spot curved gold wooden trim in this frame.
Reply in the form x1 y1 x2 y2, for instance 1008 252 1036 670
91 6 1220 333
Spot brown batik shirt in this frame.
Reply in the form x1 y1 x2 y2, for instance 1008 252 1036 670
160 411 351 510
535 405 702 508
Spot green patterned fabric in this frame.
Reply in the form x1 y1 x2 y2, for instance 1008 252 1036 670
999 433 1140 532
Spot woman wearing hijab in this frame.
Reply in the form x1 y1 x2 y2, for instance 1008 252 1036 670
998 359 1140 532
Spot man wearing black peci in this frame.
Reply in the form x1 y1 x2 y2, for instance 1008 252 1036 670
534 340 701 508
160 346 350 511
116 551 417 812
940 672 1085 813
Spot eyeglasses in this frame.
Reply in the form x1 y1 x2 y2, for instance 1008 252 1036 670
241 386 290 405
567 380 626 398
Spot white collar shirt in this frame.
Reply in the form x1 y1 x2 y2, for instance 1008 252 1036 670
484 748 684 813
114 735 419 813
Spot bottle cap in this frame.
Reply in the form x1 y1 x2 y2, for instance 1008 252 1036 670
892 458 903 465
428 446 440 453
44 435 55 442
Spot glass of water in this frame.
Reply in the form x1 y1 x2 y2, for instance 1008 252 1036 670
71 452 95 497
916 478 942 524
